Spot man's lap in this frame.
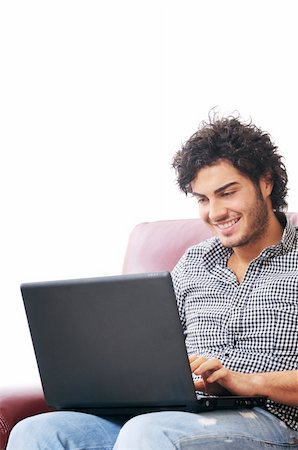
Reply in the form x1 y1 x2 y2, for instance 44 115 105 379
7 408 298 450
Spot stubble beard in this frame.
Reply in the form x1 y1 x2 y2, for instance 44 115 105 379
221 192 270 249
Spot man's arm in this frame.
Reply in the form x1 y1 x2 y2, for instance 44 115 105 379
189 356 298 407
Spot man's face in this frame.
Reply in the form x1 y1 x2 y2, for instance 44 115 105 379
190 160 272 249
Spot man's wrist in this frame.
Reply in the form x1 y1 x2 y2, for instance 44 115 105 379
249 372 267 397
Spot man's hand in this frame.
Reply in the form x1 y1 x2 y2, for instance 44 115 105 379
189 356 298 406
189 355 254 396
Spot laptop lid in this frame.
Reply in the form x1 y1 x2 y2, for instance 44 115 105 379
21 272 266 414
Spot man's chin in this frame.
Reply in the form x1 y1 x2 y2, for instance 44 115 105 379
218 238 233 248
215 230 235 246
217 234 246 249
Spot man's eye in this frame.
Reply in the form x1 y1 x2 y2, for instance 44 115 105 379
197 197 208 204
221 191 234 197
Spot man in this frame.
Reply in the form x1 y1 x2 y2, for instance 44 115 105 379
8 115 298 449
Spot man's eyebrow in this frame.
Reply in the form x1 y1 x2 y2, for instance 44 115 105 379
192 182 240 197
214 181 240 194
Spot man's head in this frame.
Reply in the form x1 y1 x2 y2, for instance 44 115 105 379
172 114 288 212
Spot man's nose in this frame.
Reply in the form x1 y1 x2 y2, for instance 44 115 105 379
208 199 228 222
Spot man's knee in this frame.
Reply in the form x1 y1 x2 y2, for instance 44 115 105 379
114 412 182 450
118 414 153 438
7 412 55 448
116 413 162 442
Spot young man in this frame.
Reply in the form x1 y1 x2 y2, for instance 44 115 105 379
8 115 298 449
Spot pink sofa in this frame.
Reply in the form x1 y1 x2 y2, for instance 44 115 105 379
1 213 297 449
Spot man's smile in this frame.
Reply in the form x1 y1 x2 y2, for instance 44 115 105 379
212 217 241 231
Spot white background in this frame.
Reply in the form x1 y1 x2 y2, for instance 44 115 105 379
1 0 297 387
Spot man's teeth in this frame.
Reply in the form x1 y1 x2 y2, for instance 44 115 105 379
217 218 239 229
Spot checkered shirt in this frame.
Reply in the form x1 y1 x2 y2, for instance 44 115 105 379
171 216 298 430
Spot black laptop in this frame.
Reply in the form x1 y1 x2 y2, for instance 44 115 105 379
21 272 266 415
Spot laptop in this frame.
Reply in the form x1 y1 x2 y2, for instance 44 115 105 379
21 272 266 415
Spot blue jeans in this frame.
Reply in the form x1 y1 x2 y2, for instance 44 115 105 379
7 408 298 450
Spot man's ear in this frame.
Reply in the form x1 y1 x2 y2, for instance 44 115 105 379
260 171 273 197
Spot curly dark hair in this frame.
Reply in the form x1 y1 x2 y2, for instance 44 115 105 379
172 114 288 211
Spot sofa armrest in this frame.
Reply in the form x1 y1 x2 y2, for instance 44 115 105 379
0 387 54 450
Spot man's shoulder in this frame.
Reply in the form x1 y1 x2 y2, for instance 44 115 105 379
183 236 223 260
171 236 223 281
282 220 298 255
